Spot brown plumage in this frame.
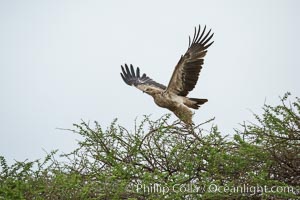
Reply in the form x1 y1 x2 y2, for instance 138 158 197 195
120 25 214 125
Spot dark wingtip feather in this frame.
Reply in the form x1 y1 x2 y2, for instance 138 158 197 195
204 40 214 49
130 64 135 77
194 25 201 44
192 26 197 44
124 63 129 71
198 25 207 43
121 65 130 79
121 65 126 75
125 64 131 78
136 67 140 78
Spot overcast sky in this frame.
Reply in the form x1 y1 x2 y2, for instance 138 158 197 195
1 0 299 164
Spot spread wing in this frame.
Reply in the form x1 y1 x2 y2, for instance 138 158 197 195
166 25 214 96
120 64 166 92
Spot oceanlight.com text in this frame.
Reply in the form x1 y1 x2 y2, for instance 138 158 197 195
135 183 298 195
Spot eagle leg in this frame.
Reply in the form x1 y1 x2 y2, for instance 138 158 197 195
173 105 194 125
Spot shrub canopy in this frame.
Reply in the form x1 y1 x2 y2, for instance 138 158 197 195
0 93 299 199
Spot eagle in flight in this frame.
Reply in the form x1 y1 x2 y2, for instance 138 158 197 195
120 25 214 125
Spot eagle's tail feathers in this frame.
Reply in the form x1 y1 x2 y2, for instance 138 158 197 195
186 98 208 109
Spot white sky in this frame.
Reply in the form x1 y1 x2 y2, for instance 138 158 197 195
1 0 299 164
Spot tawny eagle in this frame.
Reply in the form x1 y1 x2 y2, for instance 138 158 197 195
120 25 214 125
